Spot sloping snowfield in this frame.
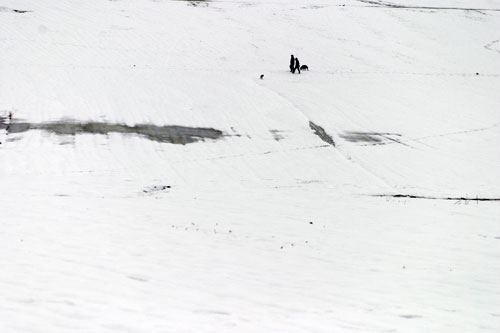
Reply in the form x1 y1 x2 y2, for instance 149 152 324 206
1 0 500 332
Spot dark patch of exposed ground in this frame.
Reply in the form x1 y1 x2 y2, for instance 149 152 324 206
309 121 335 147
0 118 224 145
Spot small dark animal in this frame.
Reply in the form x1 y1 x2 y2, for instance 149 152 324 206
260 74 264 79
300 65 309 71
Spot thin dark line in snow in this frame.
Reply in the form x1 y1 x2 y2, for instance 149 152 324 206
484 39 500 55
328 71 500 77
409 123 500 142
0 6 31 13
356 0 500 12
173 144 331 163
372 194 500 202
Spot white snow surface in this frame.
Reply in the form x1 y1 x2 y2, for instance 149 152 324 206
1 0 500 332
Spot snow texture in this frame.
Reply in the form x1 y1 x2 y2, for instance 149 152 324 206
1 0 500 332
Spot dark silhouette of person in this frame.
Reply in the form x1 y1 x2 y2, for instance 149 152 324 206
295 57 301 74
290 55 295 73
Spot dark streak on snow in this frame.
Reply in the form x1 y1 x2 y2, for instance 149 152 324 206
399 314 423 319
309 121 335 147
373 194 500 202
342 132 384 143
184 0 210 8
1 118 224 145
356 0 500 12
0 6 31 13
340 131 410 147
127 275 149 282
143 185 171 195
269 129 285 141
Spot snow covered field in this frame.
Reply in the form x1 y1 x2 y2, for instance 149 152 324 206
1 0 500 332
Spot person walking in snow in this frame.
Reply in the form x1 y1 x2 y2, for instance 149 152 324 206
290 55 295 73
295 57 301 74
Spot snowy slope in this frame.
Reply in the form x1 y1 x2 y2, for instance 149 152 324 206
1 0 500 332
